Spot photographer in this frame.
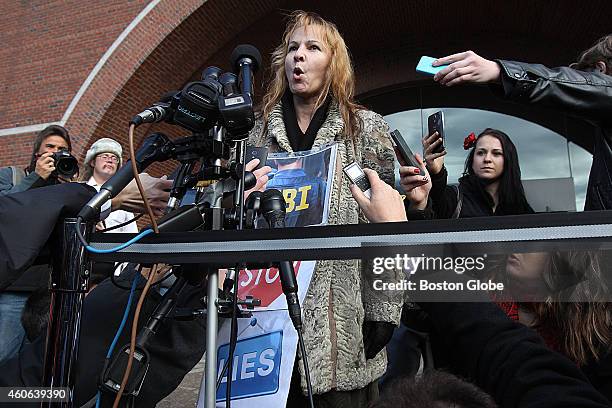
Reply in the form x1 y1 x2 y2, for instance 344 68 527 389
0 125 76 364
0 124 74 196
430 34 612 211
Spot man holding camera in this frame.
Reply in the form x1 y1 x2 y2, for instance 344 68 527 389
0 125 75 364
0 125 74 196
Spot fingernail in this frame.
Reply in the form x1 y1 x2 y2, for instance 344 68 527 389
414 168 420 174
423 177 428 182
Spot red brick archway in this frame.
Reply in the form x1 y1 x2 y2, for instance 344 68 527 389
2 0 609 171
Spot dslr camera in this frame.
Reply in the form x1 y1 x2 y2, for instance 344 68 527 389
51 149 79 179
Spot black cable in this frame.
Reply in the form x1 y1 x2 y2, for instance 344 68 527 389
98 214 144 232
297 329 314 408
76 217 90 248
225 265 240 407
110 265 175 290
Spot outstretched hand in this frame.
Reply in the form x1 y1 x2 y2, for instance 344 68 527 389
350 168 407 223
432 51 501 86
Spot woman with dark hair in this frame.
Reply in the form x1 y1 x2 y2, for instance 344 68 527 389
402 127 533 218
249 10 401 407
497 250 612 401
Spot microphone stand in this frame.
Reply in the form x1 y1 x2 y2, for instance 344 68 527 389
42 218 92 407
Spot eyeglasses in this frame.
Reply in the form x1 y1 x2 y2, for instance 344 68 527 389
97 154 119 163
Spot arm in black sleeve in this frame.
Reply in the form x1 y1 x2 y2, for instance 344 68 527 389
419 299 611 408
493 60 612 123
0 182 96 291
429 166 459 219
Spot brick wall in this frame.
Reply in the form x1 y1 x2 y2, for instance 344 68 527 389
1 0 609 174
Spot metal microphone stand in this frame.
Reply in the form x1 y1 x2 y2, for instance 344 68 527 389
42 218 91 407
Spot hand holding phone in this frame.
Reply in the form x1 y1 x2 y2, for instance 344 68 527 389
343 162 371 199
389 129 424 173
245 146 269 170
427 111 445 154
416 56 448 76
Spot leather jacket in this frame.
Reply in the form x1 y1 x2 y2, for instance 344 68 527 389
495 60 612 210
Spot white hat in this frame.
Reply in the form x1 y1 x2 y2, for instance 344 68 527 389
84 138 123 167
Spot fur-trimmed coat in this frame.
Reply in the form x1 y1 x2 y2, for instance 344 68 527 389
248 100 403 394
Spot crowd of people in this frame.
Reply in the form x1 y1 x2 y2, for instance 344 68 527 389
0 9 610 408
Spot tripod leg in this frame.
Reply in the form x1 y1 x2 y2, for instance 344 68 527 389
198 269 219 408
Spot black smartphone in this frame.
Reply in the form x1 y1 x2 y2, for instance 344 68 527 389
245 146 269 170
343 162 371 198
389 129 422 171
427 111 445 154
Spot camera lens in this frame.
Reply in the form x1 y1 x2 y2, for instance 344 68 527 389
52 150 79 179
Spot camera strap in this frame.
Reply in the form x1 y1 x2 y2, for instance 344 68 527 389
10 166 24 186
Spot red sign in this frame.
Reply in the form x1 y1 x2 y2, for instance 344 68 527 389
237 261 302 307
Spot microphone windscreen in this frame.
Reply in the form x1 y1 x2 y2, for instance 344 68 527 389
231 44 262 73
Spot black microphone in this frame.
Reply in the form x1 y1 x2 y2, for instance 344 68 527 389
77 133 173 221
202 66 223 81
230 44 262 97
219 72 239 97
260 189 302 329
129 91 179 126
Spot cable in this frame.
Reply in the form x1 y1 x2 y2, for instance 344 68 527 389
225 265 241 407
297 329 314 408
75 217 153 254
96 272 141 408
112 264 160 408
128 124 159 233
98 214 144 233
110 266 175 291
87 229 153 254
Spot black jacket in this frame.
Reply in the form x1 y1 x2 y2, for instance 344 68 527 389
429 166 533 218
494 60 612 211
0 183 97 292
419 298 612 408
0 267 207 407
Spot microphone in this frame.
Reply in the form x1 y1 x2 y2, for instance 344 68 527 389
260 189 302 330
219 72 239 97
129 91 179 126
202 66 223 81
230 44 262 97
77 133 173 221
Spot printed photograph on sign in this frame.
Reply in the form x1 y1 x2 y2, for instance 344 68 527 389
263 143 337 227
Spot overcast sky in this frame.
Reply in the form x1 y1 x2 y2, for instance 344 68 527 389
385 108 593 211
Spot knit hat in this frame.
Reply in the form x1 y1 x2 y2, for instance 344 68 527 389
84 138 123 167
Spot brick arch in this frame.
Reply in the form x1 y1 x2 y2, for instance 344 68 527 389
65 0 283 175
64 0 610 174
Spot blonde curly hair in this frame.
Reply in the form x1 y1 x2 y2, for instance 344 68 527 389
261 10 363 139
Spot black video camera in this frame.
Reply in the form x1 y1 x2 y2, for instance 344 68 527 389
51 150 79 179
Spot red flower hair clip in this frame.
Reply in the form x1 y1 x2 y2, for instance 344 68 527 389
463 132 477 150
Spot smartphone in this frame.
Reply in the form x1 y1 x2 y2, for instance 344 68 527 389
389 129 422 171
245 146 269 170
427 111 445 154
416 56 448 76
343 162 371 199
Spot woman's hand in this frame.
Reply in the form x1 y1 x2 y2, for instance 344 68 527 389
422 132 447 175
399 154 431 210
